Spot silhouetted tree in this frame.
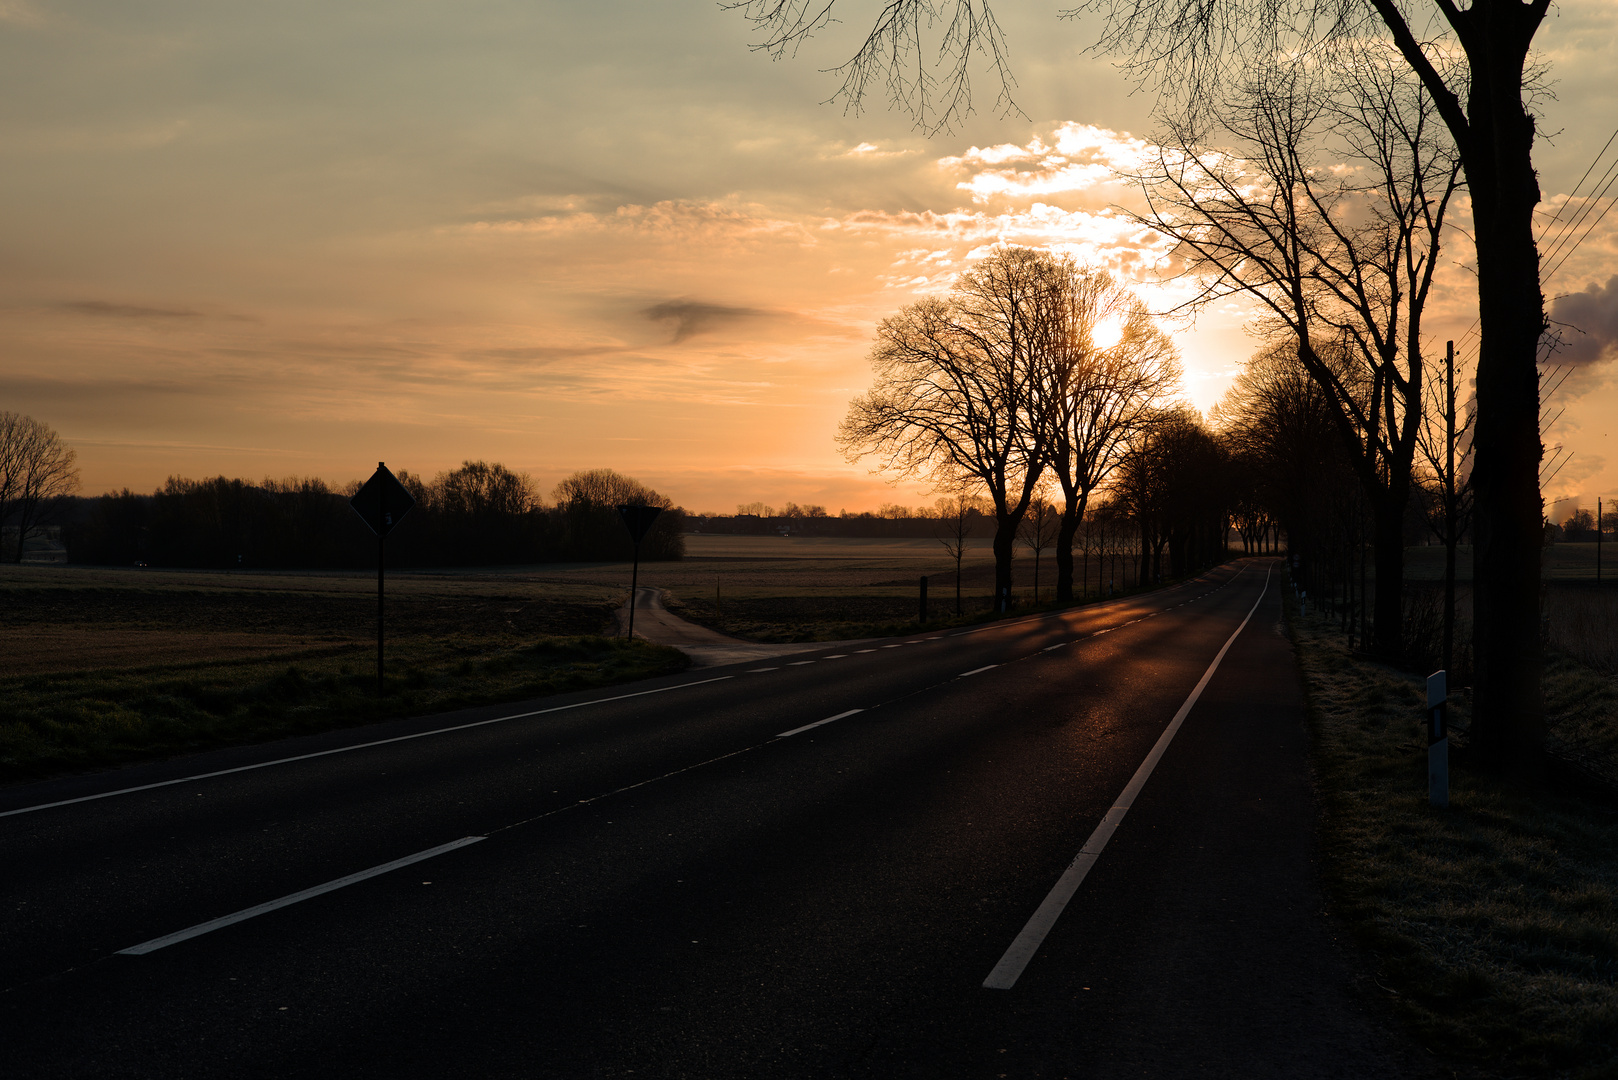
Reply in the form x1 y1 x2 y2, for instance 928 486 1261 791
1034 266 1180 603
0 413 81 562
933 490 986 615
553 469 684 561
839 246 1056 608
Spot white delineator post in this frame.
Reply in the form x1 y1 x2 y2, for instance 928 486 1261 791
1427 670 1449 809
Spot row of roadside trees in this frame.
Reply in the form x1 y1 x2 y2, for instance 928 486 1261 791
736 0 1554 770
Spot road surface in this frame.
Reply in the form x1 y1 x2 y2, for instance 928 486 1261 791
0 559 1428 1078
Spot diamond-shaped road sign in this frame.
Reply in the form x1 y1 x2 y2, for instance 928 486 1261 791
351 463 416 537
617 504 662 545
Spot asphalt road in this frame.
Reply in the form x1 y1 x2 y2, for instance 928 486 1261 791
1 558 1427 1078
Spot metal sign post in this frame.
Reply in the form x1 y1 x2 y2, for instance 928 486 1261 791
1427 670 1449 809
350 463 415 696
617 505 663 640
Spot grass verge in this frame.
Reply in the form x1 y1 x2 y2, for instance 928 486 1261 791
1293 603 1618 1077
0 635 688 782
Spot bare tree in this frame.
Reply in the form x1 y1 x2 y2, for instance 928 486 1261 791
1035 266 1181 603
1018 492 1059 602
1115 407 1228 580
1416 341 1476 673
933 490 985 614
839 246 1056 608
1128 46 1461 658
0 413 81 563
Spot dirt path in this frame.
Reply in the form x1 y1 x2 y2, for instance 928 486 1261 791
613 586 860 667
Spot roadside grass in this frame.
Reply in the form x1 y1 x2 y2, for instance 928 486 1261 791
1545 587 1618 677
1293 604 1618 1077
0 635 688 782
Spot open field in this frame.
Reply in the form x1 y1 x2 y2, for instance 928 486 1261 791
0 536 1165 775
1405 541 1618 582
1292 601 1618 1077
0 563 680 780
647 535 1145 641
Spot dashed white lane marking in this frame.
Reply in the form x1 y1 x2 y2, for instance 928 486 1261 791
1043 643 1067 652
881 644 904 649
748 667 780 673
788 661 815 666
958 665 999 678
825 654 848 659
117 836 487 955
1 676 739 820
855 649 877 653
982 565 1273 991
777 709 864 738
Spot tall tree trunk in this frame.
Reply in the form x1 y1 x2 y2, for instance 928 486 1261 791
1465 39 1546 769
1054 501 1079 603
992 513 1018 611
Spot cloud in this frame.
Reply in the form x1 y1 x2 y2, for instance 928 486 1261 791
1549 275 1618 366
60 300 203 319
939 123 1150 205
0 0 47 27
642 300 768 343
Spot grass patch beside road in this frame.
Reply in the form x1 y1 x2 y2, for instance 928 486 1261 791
0 636 687 782
1293 606 1618 1077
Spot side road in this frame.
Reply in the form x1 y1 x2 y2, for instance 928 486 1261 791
614 585 858 666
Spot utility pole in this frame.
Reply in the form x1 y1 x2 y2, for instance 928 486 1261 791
1443 341 1457 675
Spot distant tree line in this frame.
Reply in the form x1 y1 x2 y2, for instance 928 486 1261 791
689 500 994 538
63 465 683 569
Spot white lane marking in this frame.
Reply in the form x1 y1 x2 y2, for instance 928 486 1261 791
777 709 864 738
982 565 1273 991
925 637 942 641
881 644 904 649
855 649 877 653
959 665 998 678
117 836 486 955
825 654 849 659
1043 643 1067 652
788 661 816 666
747 667 780 673
1 676 738 820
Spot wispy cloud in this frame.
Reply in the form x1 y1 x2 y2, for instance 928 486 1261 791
642 299 768 343
60 299 202 319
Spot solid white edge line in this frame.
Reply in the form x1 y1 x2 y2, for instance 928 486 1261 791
1 677 737 819
982 565 1273 991
959 665 999 678
776 709 864 738
116 835 486 955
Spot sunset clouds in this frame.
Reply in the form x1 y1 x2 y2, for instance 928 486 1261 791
2 0 1614 512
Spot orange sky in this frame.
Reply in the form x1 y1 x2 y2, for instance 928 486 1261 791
2 1 1615 516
